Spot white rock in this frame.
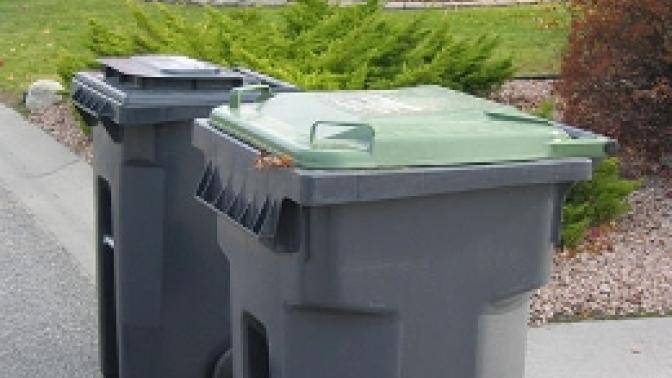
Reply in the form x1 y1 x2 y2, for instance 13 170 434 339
599 283 611 294
25 80 64 113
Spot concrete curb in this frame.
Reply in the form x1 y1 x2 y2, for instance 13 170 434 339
0 104 95 280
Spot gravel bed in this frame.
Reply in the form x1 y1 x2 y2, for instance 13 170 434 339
29 103 93 163
494 79 672 325
491 79 557 112
21 84 671 327
530 175 672 325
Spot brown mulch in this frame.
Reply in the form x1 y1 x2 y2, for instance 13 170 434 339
28 102 93 163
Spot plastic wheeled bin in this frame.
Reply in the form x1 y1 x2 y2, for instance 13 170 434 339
70 55 296 378
193 85 613 378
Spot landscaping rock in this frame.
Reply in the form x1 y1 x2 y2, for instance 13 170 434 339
490 79 557 112
24 80 64 113
530 175 672 325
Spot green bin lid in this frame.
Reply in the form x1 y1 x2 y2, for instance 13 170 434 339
209 85 609 169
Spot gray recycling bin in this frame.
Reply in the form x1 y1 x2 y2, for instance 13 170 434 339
193 86 613 378
70 56 296 378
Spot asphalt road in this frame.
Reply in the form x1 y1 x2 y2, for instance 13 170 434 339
0 182 98 378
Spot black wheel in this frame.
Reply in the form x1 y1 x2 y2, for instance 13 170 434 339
212 349 233 378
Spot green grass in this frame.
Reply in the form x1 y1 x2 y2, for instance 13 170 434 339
419 4 569 75
0 0 203 99
0 0 568 101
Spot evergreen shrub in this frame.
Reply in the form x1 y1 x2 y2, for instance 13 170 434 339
58 0 513 94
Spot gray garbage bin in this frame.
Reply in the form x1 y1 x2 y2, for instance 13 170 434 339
71 56 296 378
193 85 612 378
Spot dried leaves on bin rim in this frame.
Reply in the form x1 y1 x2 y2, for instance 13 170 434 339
558 0 672 165
254 152 294 170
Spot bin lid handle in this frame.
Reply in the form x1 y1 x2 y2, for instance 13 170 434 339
309 121 375 153
229 84 273 109
485 110 553 125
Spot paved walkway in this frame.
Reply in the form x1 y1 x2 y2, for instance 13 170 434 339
0 104 94 279
527 318 672 378
0 103 670 378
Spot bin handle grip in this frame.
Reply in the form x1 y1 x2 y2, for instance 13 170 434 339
229 84 273 109
554 123 618 155
309 121 375 153
485 110 552 125
486 111 617 157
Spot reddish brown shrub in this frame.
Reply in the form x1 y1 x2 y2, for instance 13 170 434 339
559 0 672 165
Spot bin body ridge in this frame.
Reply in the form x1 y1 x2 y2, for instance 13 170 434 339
226 189 554 378
93 122 229 378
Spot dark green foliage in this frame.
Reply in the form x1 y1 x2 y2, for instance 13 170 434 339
59 0 513 94
561 158 639 248
88 19 135 56
530 98 555 120
55 51 95 88
525 101 636 250
283 0 333 37
56 20 126 87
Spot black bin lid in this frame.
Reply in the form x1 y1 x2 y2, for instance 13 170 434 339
99 55 226 78
71 55 297 126
98 55 245 90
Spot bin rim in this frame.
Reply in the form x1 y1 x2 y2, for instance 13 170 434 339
193 119 593 206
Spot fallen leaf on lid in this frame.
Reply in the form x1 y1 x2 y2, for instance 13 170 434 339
255 152 294 170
